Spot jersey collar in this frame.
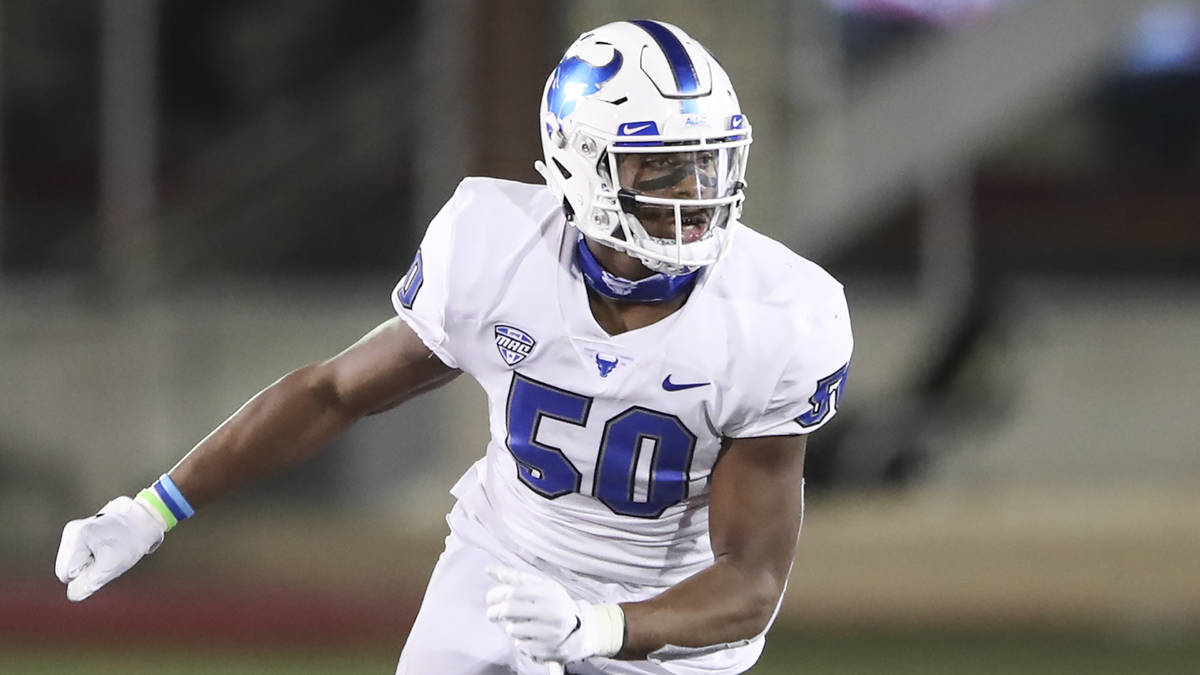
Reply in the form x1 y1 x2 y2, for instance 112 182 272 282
574 236 699 303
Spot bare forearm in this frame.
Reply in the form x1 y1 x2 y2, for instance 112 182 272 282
168 364 357 508
614 434 808 659
618 555 782 660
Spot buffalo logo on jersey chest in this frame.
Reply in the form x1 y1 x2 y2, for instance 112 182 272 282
494 324 536 366
595 353 619 377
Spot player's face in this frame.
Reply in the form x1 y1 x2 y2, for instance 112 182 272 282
616 150 721 243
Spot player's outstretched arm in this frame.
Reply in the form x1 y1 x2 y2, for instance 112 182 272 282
618 433 808 659
55 317 458 601
169 316 458 507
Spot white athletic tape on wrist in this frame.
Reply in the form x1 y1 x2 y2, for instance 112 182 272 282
583 602 625 658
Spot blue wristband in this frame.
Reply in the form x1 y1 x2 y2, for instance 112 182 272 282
155 473 195 521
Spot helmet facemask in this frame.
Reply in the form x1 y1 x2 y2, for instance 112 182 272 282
588 141 749 275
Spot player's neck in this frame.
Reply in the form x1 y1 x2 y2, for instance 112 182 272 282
586 287 688 336
582 241 689 335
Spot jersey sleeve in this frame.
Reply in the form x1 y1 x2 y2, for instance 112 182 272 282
725 285 854 438
390 182 471 369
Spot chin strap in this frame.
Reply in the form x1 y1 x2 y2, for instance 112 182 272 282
575 236 698 303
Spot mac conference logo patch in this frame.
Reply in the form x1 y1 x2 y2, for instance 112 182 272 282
494 324 536 366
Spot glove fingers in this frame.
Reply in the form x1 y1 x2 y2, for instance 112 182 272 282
485 564 590 664
486 600 508 622
506 584 556 604
485 584 511 606
88 543 135 587
55 521 94 583
484 565 520 584
506 621 561 642
65 543 131 602
488 596 548 623
514 638 557 661
485 565 549 587
487 598 543 623
487 584 558 613
66 573 99 602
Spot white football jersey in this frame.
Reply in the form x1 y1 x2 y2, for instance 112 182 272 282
393 178 852 588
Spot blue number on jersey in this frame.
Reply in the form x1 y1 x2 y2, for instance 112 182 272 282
595 407 696 518
796 362 849 428
505 375 696 518
505 374 588 498
395 250 424 309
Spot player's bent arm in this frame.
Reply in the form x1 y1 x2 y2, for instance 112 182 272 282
170 316 459 507
618 433 808 659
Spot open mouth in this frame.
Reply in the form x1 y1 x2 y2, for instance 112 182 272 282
679 211 711 243
633 206 713 244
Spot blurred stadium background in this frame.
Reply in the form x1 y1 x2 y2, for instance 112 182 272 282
2 0 1199 672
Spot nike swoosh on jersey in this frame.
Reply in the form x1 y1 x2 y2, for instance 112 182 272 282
662 375 709 391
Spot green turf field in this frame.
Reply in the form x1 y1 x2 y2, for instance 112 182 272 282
6 630 1198 674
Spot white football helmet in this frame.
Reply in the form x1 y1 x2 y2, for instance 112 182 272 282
536 20 752 275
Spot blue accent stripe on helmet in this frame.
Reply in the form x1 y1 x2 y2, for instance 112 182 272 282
630 20 700 95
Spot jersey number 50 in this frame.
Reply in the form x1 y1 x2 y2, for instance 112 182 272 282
505 373 696 519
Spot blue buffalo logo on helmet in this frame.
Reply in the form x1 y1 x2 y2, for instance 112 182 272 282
494 324 537 367
545 51 624 124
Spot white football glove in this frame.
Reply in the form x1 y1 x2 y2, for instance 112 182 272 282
55 496 166 602
485 565 625 666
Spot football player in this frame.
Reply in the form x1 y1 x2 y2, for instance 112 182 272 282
56 20 852 675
